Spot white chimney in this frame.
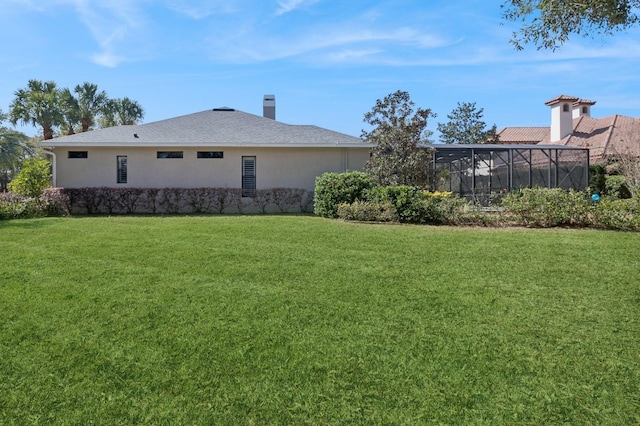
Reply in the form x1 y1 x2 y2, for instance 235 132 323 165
545 95 578 142
263 94 275 120
572 98 596 119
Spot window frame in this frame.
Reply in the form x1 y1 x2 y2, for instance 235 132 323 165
197 151 224 159
156 151 184 159
117 155 128 184
242 156 256 197
68 151 88 159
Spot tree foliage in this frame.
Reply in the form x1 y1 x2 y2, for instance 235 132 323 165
0 110 33 191
502 0 640 50
362 90 435 187
9 79 144 139
437 102 498 145
609 151 640 198
75 82 108 132
8 158 51 197
10 80 64 140
100 97 145 127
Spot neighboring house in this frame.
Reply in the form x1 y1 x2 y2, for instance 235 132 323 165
39 95 373 195
497 95 640 163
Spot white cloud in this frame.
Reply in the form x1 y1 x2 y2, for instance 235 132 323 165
206 24 452 64
53 0 149 67
275 0 319 16
165 0 238 19
91 51 126 68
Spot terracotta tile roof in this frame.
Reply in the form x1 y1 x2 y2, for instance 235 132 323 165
497 127 548 144
561 115 640 161
498 115 640 163
574 98 596 106
545 95 580 106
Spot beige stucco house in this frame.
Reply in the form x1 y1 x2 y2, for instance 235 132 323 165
497 95 640 163
39 96 372 196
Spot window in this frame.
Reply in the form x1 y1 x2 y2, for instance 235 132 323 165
197 151 224 159
68 151 88 158
582 106 588 114
563 103 570 112
117 156 127 184
157 151 183 159
242 156 256 197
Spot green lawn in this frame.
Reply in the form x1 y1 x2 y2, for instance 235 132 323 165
1 216 639 424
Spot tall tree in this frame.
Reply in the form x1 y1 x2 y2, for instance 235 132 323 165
60 88 80 135
362 90 435 187
501 0 640 50
0 109 33 191
437 102 498 145
75 82 108 132
101 97 145 127
9 80 64 140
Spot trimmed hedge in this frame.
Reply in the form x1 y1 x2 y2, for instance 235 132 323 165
63 187 312 215
501 188 592 227
314 171 373 218
0 188 70 220
1 187 313 219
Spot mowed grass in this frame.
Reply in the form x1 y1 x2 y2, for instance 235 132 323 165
0 216 639 424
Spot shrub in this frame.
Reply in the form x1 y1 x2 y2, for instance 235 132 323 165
593 197 640 230
502 187 592 227
0 193 39 220
160 188 185 214
364 186 466 224
589 164 607 196
605 175 632 199
116 188 144 214
252 189 273 214
185 188 215 213
211 188 242 214
336 200 395 222
0 189 70 220
7 159 51 197
40 188 70 216
314 171 373 218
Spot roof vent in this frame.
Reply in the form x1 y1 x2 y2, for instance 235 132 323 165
213 107 235 112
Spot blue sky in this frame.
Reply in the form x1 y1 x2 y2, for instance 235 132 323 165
1 0 639 139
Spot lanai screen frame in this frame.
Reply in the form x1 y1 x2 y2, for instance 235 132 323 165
428 144 589 204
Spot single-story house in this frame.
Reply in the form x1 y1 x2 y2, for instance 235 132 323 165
497 95 640 163
39 95 373 198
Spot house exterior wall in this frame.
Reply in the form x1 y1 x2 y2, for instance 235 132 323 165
52 146 370 191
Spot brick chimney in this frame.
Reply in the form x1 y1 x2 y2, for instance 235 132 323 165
545 95 579 142
263 94 275 120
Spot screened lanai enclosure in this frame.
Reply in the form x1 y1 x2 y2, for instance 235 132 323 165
429 144 589 205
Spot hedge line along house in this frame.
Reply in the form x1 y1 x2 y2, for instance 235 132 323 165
40 95 373 211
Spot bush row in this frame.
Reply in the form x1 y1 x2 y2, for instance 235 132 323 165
502 188 640 230
315 172 483 225
0 188 70 220
0 187 313 219
315 172 640 230
63 187 313 215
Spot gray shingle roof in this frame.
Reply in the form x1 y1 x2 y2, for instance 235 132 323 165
40 108 372 148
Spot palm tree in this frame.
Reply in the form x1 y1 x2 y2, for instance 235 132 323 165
101 97 145 127
9 80 64 140
0 110 33 191
60 88 81 135
74 82 108 132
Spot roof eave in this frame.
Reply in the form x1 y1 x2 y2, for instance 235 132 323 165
39 142 374 148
